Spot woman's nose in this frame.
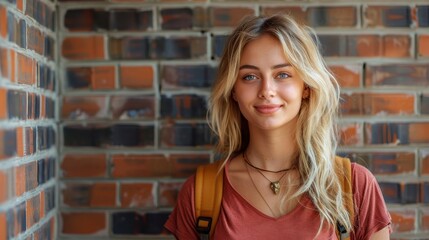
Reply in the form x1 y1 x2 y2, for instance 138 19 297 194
258 78 276 99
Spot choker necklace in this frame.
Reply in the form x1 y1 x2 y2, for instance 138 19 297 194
243 153 295 195
243 152 295 173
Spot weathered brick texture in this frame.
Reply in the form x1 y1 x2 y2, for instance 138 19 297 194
56 1 429 239
1 0 428 239
0 0 57 240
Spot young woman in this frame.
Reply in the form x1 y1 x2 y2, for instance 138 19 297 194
164 15 391 239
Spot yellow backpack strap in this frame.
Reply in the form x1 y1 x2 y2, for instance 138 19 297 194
335 156 354 240
195 160 224 240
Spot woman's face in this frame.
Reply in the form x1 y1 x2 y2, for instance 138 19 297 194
232 34 309 132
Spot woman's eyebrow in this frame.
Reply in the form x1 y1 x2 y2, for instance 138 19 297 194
238 63 291 70
239 64 258 70
272 63 291 69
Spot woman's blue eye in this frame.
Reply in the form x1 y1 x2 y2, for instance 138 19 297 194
277 72 290 79
243 75 257 81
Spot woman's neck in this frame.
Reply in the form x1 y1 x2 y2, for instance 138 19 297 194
245 128 298 171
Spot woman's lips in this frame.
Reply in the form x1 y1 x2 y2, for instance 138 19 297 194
254 104 283 114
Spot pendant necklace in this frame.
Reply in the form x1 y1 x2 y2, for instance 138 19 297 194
243 152 295 195
245 162 277 217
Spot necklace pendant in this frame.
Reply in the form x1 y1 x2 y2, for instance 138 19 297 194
270 181 280 194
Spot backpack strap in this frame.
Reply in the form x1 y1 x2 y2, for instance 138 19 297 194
334 156 354 240
195 160 224 240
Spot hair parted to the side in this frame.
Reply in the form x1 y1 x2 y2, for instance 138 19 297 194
207 14 352 235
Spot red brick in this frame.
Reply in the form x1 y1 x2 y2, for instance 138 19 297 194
61 96 107 120
17 53 35 85
39 191 45 218
338 123 363 146
17 0 23 12
27 26 44 55
0 6 6 39
10 50 16 82
119 65 154 89
261 7 308 26
340 94 363 115
62 183 116 207
25 161 38 191
49 217 55 239
112 154 171 178
351 152 415 175
422 150 429 175
110 95 155 119
354 35 381 57
418 35 429 57
0 212 5 240
61 154 107 178
365 6 411 28
322 6 357 27
409 123 429 143
160 7 197 30
91 66 115 90
422 209 429 231
0 48 8 78
383 35 411 58
120 183 155 208
361 93 414 115
158 181 183 207
16 127 35 156
170 153 210 177
40 95 45 119
14 202 26 236
16 127 24 157
27 127 35 155
27 93 35 120
329 65 361 88
116 95 156 118
64 9 96 32
365 64 429 87
61 212 106 235
26 195 40 228
0 170 7 203
90 183 117 207
15 164 26 197
390 210 416 232
375 152 415 175
209 7 255 27
0 88 6 119
341 93 415 115
62 36 105 60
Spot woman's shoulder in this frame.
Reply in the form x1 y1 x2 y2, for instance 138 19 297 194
351 162 377 184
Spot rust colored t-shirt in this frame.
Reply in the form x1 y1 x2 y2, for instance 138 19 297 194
164 162 391 240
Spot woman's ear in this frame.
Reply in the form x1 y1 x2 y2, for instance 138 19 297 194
232 90 237 101
302 85 310 99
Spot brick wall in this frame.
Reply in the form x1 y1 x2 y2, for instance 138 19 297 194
0 0 57 239
57 0 429 239
0 0 427 239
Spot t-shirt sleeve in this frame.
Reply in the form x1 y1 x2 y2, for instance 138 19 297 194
164 175 199 240
351 163 392 240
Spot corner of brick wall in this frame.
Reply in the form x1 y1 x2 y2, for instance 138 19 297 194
0 0 57 240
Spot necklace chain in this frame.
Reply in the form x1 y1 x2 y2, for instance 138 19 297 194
245 162 277 217
243 152 295 173
243 153 295 194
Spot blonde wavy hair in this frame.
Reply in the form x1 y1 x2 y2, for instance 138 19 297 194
208 15 352 235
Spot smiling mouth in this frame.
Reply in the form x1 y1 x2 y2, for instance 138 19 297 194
254 104 283 114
